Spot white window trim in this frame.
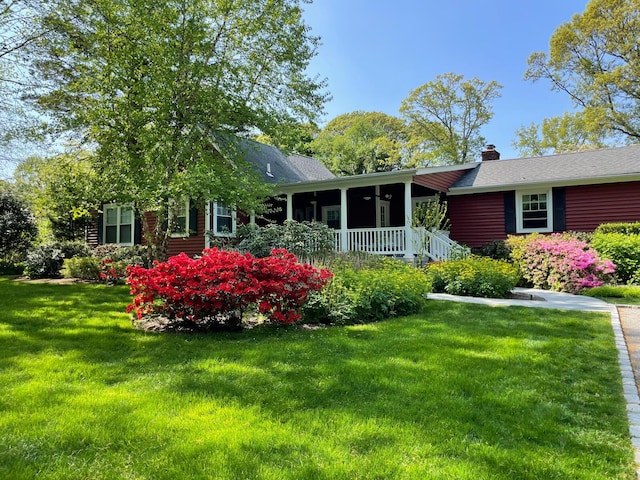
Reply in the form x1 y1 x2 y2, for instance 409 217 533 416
170 199 190 238
103 203 135 246
321 205 341 229
516 188 553 234
212 201 236 237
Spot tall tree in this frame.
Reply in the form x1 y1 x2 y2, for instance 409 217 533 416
400 73 502 165
512 111 612 157
13 152 98 242
525 0 640 141
0 1 50 167
310 111 408 175
25 0 327 261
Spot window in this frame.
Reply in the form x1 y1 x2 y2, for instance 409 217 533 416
170 199 190 237
103 204 134 245
516 190 553 233
209 202 236 236
322 205 341 229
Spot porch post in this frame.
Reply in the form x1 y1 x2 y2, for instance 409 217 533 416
286 193 293 221
403 180 414 260
340 188 348 251
204 201 211 249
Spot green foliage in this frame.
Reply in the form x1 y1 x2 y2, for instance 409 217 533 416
583 285 640 305
237 220 334 261
303 256 429 325
0 187 38 260
411 194 450 231
310 111 409 175
26 0 327 261
525 0 640 142
12 153 98 242
596 222 640 236
426 256 520 298
592 231 640 284
400 72 502 165
512 111 613 157
1 278 633 479
0 259 24 275
471 240 512 261
24 241 91 279
61 256 100 280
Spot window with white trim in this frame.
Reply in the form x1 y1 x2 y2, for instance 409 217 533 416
170 199 190 237
516 190 553 233
322 205 341 229
210 202 236 236
103 204 134 245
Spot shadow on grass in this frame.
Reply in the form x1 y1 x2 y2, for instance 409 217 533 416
0 278 634 479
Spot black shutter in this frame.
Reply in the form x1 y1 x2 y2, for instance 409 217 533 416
97 211 104 244
504 191 516 234
189 201 198 237
134 215 142 245
552 187 566 232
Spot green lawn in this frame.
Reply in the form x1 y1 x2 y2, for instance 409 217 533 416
583 285 640 306
0 277 635 479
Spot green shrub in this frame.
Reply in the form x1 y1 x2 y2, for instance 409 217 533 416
0 188 38 260
595 222 640 235
302 257 428 325
582 285 640 300
61 256 101 280
426 256 520 298
471 240 512 261
592 231 640 285
24 241 92 279
0 259 24 275
237 220 334 261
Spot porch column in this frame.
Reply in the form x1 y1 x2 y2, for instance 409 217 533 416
340 188 348 251
403 180 414 260
286 193 293 221
204 201 211 249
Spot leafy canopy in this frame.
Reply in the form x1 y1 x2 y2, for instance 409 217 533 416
25 0 328 260
400 72 502 165
512 111 613 157
525 0 640 141
310 111 408 175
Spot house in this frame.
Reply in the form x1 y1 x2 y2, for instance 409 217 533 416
88 142 640 260
447 145 640 247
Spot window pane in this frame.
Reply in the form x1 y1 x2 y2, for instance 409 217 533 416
105 208 118 225
216 216 232 233
175 217 187 234
217 205 231 216
105 225 117 244
120 225 132 243
120 207 133 225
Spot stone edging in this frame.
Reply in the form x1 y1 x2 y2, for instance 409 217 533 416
611 306 640 479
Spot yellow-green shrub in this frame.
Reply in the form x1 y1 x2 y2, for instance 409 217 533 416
426 256 520 298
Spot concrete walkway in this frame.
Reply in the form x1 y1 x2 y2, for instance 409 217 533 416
428 288 640 479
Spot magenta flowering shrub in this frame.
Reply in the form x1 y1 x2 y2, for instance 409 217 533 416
507 233 615 294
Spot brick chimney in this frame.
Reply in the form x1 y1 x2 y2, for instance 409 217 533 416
481 144 500 161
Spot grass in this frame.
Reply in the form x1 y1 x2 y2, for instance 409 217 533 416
583 285 640 305
0 276 635 479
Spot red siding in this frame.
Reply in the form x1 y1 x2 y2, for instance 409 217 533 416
413 170 470 192
167 209 206 258
565 181 640 232
448 192 506 248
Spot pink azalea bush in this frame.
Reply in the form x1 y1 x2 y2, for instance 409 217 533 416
507 233 615 294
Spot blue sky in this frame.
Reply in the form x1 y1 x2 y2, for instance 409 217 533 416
302 0 589 160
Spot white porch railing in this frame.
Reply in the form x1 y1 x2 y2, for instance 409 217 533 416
331 227 469 260
411 228 470 262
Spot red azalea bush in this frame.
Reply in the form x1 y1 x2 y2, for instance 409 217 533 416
507 233 615 294
126 248 332 329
